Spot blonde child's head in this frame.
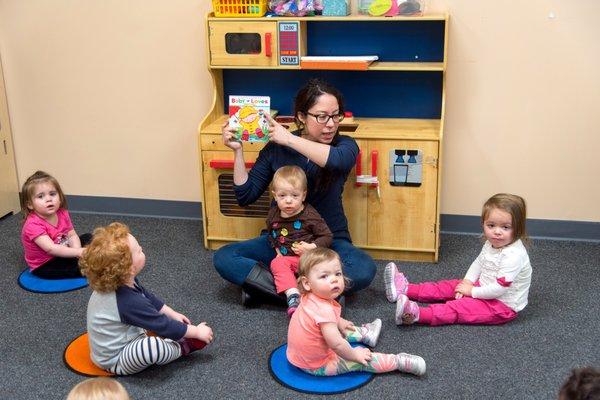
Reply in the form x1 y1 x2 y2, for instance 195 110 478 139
272 166 308 217
296 248 349 295
79 222 133 292
20 170 67 220
272 165 307 193
481 193 528 245
66 377 130 400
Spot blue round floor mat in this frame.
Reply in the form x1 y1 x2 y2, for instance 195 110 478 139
269 343 374 395
18 268 88 293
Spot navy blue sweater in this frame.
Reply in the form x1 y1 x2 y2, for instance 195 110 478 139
233 133 358 241
87 279 187 369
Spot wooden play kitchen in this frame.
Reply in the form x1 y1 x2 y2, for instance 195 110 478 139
198 12 448 262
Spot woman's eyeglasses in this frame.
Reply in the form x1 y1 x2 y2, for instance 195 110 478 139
306 112 345 124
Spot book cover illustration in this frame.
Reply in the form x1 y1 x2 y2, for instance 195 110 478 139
228 95 270 142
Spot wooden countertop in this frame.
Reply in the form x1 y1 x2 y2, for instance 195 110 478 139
200 115 442 141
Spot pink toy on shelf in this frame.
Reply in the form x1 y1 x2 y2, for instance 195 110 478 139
384 0 398 16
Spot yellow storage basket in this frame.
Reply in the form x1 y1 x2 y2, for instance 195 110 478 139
212 0 268 17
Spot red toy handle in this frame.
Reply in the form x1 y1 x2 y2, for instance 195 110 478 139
209 160 255 169
371 150 378 187
355 149 363 187
265 33 272 57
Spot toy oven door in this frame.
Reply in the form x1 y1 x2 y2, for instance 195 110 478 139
202 151 270 248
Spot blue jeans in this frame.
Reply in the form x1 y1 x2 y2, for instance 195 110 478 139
213 234 376 293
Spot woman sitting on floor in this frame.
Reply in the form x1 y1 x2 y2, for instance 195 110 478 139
214 78 376 305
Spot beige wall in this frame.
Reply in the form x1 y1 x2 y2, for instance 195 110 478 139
0 1 598 222
0 0 213 201
427 0 600 222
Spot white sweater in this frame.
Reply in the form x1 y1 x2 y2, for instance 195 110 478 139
464 239 532 312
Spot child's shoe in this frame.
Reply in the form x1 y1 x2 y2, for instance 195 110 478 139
178 338 207 356
396 353 426 376
286 293 300 317
384 262 409 302
241 289 252 306
360 318 382 347
395 294 419 325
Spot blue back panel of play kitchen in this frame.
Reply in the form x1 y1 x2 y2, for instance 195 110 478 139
307 21 445 62
222 20 445 118
223 70 442 118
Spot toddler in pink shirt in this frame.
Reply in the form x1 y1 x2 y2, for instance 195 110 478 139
20 171 90 278
287 248 426 376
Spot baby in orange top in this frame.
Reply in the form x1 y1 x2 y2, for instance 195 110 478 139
286 248 426 376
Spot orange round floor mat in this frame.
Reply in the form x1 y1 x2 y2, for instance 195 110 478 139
63 333 114 377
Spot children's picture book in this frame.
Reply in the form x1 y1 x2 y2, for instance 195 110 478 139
228 95 270 142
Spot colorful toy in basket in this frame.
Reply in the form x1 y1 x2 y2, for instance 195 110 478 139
269 0 323 16
228 95 270 142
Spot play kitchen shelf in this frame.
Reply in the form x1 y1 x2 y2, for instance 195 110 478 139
198 13 448 262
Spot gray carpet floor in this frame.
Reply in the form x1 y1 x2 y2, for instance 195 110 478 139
0 212 598 400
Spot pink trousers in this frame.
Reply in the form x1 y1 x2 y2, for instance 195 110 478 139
407 279 517 326
270 256 300 294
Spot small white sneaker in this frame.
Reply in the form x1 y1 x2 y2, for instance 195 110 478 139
384 262 408 303
395 294 420 325
397 353 426 376
360 318 382 347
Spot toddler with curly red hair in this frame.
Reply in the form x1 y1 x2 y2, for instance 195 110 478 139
79 222 213 375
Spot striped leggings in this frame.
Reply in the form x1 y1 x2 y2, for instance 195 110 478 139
109 334 182 375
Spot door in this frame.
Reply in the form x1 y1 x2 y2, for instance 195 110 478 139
0 59 19 218
208 21 278 67
368 139 439 251
201 150 269 245
342 139 369 247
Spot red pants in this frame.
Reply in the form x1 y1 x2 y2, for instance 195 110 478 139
270 256 300 294
407 279 517 326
